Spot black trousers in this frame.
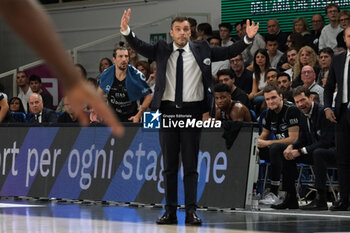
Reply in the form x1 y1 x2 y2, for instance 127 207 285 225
312 147 337 192
159 101 202 213
335 104 350 199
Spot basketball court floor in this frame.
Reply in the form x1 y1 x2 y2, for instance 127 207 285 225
1 197 350 233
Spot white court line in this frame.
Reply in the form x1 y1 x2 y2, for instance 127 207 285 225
229 209 350 219
0 203 44 208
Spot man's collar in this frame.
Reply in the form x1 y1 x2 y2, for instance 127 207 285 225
305 101 314 118
173 42 190 53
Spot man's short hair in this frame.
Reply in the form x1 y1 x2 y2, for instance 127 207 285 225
325 3 340 14
263 85 282 95
264 34 278 43
197 23 213 35
219 22 233 32
265 68 278 76
293 85 311 98
216 69 233 79
207 36 222 44
171 16 189 28
277 72 291 81
319 47 334 57
113 41 128 58
214 83 232 93
29 74 42 83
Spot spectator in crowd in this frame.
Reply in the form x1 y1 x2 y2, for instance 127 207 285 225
57 96 79 123
292 17 314 49
277 72 294 102
28 93 57 123
219 22 233 47
241 19 266 64
266 19 288 52
311 13 325 53
324 26 350 211
0 93 9 123
8 97 25 114
248 49 270 114
265 34 284 68
135 60 151 80
147 61 157 93
217 69 249 107
214 83 251 122
257 85 301 206
127 45 139 67
229 54 253 94
99 57 113 73
235 21 244 39
98 42 152 122
336 10 350 51
29 74 54 110
317 47 334 85
208 36 230 76
301 65 324 104
274 86 334 210
97 57 113 79
319 3 342 50
265 68 278 86
16 71 32 114
280 48 298 78
292 46 320 87
187 17 198 41
197 22 213 41
286 33 304 51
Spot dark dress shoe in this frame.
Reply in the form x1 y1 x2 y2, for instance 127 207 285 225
300 198 328 211
271 193 299 210
330 199 350 211
156 212 177 224
185 211 202 225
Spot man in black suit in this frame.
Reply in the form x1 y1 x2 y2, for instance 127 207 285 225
324 26 350 211
28 93 57 124
120 9 259 225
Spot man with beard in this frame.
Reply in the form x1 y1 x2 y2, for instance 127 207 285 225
98 42 152 122
277 73 294 102
16 71 33 114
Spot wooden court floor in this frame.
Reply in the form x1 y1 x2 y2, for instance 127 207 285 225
0 198 350 233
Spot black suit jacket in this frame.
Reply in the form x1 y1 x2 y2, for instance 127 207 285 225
124 31 248 116
293 102 335 154
29 107 57 123
324 51 348 118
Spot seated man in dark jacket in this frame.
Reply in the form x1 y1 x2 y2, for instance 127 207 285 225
28 93 57 124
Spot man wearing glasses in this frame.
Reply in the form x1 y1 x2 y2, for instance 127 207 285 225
311 13 325 53
229 54 253 94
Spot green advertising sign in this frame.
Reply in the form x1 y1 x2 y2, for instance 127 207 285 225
221 0 350 35
150 33 167 44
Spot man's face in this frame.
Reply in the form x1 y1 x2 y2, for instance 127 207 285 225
235 24 242 38
219 27 231 41
218 75 234 90
326 6 339 22
113 49 129 71
170 20 191 48
319 52 332 70
301 65 316 87
266 71 278 86
209 38 221 47
294 92 313 114
311 14 324 31
64 97 75 116
267 19 279 35
277 76 291 92
16 72 28 88
266 41 278 55
215 91 231 110
28 94 43 115
345 27 350 49
230 56 244 72
264 90 283 112
287 49 297 66
29 80 41 93
300 50 311 66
